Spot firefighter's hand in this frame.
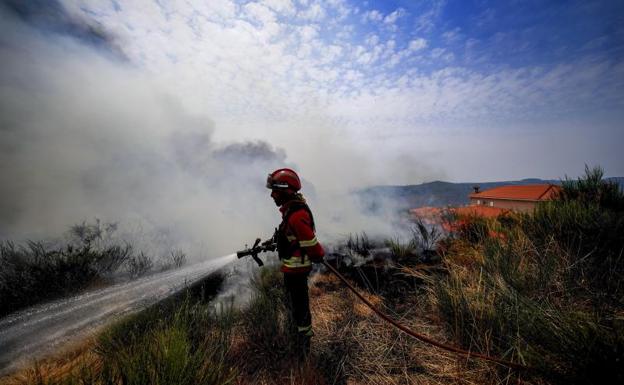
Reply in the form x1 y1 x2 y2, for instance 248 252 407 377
261 238 276 251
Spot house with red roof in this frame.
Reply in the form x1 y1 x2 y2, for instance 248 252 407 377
468 184 561 213
409 184 562 232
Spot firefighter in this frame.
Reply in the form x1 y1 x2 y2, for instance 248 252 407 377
266 168 325 357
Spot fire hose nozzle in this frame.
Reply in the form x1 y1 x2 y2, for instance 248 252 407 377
236 238 270 266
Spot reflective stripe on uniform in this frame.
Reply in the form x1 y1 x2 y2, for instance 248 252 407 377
281 255 312 269
299 237 318 247
287 235 297 241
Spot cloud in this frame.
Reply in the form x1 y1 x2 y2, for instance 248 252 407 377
299 24 319 41
361 7 406 31
408 38 428 52
261 0 295 15
298 1 325 21
362 9 382 22
383 8 406 25
326 55 623 133
442 27 461 43
244 2 277 25
413 0 445 32
430 47 453 61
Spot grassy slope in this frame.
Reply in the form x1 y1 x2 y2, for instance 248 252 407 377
1 266 493 385
2 168 621 385
4 249 618 385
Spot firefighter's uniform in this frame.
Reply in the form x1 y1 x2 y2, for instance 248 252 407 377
276 197 325 353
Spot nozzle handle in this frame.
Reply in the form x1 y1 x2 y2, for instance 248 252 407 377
252 254 264 267
236 238 264 266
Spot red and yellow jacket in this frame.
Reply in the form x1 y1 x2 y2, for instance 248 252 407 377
277 200 325 273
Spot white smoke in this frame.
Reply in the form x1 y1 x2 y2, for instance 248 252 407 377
0 2 419 260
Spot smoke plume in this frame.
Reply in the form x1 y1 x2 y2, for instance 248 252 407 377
0 0 429 259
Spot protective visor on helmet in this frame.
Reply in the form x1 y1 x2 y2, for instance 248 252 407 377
266 174 290 189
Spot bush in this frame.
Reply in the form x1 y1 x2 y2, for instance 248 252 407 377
435 233 624 383
385 236 416 261
452 214 491 243
159 249 187 271
557 165 624 212
0 241 132 317
0 218 190 316
345 232 375 258
386 219 443 263
435 166 624 384
240 266 298 370
523 166 624 306
126 251 154 278
411 218 442 253
97 300 236 385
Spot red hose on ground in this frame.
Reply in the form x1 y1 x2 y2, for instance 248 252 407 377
322 261 532 371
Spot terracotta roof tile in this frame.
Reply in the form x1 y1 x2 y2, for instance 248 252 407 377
470 184 561 201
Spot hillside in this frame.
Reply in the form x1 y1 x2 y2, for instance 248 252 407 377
1 168 622 385
356 177 624 212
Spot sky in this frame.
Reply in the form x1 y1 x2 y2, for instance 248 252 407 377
0 0 623 252
48 0 624 182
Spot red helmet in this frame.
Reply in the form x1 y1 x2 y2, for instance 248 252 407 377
266 168 301 192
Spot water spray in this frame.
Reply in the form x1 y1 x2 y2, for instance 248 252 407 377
0 253 238 375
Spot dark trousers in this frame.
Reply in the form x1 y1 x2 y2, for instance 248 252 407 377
283 272 312 333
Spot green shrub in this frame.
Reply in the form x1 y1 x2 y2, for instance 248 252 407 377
522 166 624 306
557 165 624 212
411 218 442 252
240 266 297 369
0 241 132 317
453 214 491 243
126 251 154 278
386 219 443 263
435 233 624 383
345 232 375 257
435 167 624 383
0 225 195 316
385 236 416 261
97 299 236 385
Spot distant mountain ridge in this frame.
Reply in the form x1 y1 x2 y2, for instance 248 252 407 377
356 177 624 212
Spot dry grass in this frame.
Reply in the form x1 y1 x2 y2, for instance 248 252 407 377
307 272 493 385
2 268 541 385
0 338 100 385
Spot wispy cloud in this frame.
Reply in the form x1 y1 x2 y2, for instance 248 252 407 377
2 0 622 202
